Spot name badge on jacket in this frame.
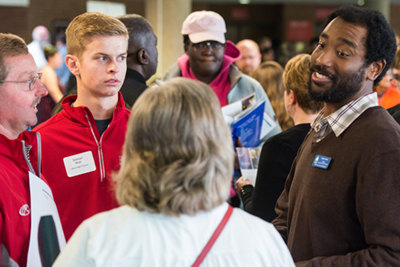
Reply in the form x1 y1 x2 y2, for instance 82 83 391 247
63 151 96 177
312 154 331 169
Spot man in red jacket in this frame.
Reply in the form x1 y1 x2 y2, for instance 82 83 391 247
0 33 49 266
34 12 130 240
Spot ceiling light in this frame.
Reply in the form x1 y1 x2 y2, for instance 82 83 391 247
239 0 251 4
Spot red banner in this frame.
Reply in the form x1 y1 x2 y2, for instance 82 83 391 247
287 20 312 41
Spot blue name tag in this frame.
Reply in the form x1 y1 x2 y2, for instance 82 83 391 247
312 155 331 169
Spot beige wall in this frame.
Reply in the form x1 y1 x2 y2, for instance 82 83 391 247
146 0 190 78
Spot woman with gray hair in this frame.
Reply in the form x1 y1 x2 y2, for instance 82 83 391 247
53 77 294 267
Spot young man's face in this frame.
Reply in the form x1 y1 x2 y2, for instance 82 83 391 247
309 17 370 104
75 35 127 98
0 53 47 138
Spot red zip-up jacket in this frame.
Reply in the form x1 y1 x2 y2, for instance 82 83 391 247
34 92 130 240
0 131 44 266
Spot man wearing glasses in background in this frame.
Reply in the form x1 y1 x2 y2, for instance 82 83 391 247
163 10 281 143
0 33 49 266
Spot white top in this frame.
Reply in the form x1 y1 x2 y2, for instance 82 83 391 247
53 203 294 267
27 41 47 70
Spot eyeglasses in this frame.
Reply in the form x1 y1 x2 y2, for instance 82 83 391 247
190 41 225 51
0 72 42 91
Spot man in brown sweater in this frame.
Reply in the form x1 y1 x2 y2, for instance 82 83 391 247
273 5 400 266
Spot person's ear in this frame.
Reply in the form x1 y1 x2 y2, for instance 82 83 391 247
367 59 386 81
137 49 148 65
288 90 296 105
65 55 80 76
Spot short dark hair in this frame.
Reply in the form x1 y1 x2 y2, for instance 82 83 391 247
117 14 154 52
183 34 190 45
326 5 396 85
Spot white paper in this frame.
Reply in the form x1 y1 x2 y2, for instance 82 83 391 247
222 101 242 117
63 151 96 178
222 93 256 125
241 169 258 185
223 115 235 126
27 172 66 266
236 147 262 185
260 111 278 140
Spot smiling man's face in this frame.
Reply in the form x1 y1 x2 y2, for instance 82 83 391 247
0 53 48 139
309 17 369 104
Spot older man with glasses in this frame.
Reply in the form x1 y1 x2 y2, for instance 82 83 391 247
163 10 281 144
0 33 56 266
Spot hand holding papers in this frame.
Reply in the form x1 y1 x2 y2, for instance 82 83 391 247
236 147 262 185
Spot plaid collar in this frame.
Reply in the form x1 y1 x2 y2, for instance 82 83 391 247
311 92 378 137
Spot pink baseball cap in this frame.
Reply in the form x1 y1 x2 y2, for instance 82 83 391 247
181 11 226 44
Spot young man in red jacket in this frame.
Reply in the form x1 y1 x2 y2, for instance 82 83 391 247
35 12 130 240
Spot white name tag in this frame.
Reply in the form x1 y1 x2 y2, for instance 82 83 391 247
63 151 96 178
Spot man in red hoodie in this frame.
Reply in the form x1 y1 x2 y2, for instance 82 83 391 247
163 10 281 142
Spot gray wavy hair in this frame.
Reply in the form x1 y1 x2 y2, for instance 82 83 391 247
115 77 234 216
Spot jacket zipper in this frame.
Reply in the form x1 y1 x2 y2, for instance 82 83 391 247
85 111 106 181
21 140 36 175
36 132 41 177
